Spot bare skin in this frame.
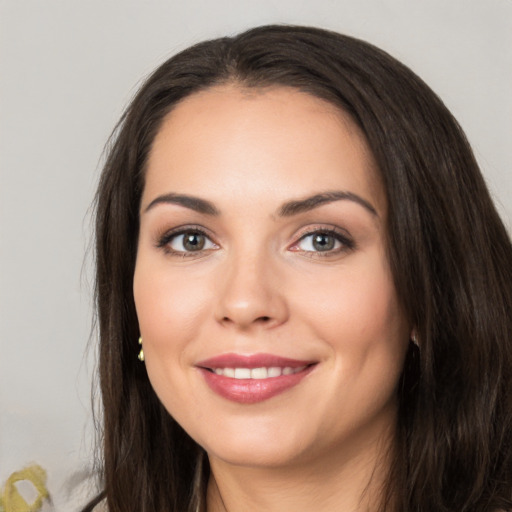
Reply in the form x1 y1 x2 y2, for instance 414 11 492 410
134 85 410 511
207 420 395 512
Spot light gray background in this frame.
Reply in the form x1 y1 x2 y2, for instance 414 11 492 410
1 1 510 510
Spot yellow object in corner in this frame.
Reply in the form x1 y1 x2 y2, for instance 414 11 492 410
0 465 49 512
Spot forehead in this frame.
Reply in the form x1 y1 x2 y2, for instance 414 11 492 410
144 85 385 215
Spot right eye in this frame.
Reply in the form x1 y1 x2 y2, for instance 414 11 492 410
159 229 218 255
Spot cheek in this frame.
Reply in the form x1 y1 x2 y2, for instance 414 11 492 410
298 257 402 337
293 261 407 436
133 259 212 347
291 253 408 389
133 259 213 415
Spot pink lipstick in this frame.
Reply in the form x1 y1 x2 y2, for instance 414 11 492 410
196 353 316 404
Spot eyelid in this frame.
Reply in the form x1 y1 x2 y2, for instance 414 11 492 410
156 224 219 255
288 225 355 254
154 223 354 257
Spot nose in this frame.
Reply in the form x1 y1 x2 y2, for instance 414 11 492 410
214 248 289 330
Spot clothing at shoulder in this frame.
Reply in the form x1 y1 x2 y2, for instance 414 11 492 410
91 500 107 512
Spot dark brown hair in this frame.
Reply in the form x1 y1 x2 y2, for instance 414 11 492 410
88 25 512 512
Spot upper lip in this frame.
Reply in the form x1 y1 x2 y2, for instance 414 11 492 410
196 353 317 369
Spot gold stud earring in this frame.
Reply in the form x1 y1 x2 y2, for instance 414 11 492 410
138 336 145 362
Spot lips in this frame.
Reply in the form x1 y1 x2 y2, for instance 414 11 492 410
196 353 316 404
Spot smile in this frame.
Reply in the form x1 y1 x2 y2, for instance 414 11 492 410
211 366 307 379
196 353 316 404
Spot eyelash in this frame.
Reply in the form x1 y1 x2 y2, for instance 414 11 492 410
156 225 218 257
156 225 355 258
290 227 355 257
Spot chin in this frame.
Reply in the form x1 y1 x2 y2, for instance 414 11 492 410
190 413 321 469
205 436 306 468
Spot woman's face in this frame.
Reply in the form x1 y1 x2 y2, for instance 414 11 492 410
134 85 410 469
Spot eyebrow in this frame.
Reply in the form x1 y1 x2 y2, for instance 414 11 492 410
278 191 378 217
143 190 377 217
144 193 220 215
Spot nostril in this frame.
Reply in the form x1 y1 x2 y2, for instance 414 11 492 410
221 311 275 328
222 314 272 325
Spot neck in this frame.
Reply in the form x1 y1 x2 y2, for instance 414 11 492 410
206 423 396 512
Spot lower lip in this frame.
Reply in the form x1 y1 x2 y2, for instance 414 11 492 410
199 366 314 404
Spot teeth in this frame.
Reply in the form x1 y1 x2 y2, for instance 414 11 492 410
251 367 268 379
268 367 281 378
224 368 235 378
234 368 251 379
211 366 306 379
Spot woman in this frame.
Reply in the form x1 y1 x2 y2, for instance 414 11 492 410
84 25 512 511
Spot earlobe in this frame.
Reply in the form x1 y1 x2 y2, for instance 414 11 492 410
410 331 419 347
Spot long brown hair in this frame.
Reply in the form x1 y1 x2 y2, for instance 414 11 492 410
88 25 512 511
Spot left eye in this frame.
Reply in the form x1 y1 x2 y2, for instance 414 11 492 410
294 231 347 253
168 231 216 252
